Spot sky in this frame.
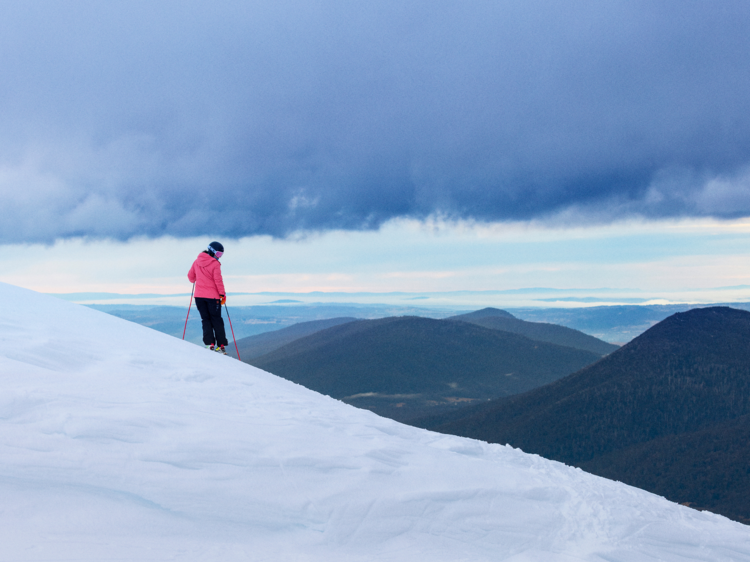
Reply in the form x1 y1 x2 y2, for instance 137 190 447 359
2 1 750 304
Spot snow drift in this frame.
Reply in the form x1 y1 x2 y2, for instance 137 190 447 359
1 282 749 561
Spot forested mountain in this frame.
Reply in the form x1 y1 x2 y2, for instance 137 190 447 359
449 307 619 355
418 307 750 523
249 316 601 421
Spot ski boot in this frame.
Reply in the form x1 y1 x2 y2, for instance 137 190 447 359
216 345 227 355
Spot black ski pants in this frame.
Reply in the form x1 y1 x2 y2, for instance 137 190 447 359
194 297 228 347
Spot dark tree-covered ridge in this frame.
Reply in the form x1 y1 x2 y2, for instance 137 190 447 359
250 316 602 421
423 307 750 523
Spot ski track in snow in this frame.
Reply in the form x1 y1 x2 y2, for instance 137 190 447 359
1 281 749 561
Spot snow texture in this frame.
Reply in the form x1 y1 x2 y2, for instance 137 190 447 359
1 281 749 561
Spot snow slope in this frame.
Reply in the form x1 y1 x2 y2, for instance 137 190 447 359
1 282 749 561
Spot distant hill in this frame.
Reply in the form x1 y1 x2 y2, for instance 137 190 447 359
449 308 618 356
450 307 516 320
509 304 700 344
248 316 602 421
419 306 750 523
228 317 357 359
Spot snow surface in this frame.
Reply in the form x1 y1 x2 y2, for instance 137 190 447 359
1 282 749 561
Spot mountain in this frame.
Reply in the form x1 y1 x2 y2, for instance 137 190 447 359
249 316 603 421
511 303 701 343
422 306 750 522
449 307 619 355
4 282 750 561
228 316 357 359
449 306 517 320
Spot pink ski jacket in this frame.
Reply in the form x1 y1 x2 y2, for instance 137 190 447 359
187 252 226 299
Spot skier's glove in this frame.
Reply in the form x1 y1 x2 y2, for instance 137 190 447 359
220 295 226 305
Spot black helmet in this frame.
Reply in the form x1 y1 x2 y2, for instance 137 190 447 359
207 241 224 256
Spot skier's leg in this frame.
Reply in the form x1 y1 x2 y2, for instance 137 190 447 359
194 298 216 346
207 299 229 347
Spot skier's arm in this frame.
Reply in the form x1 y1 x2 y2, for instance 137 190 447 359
187 262 196 284
213 263 226 298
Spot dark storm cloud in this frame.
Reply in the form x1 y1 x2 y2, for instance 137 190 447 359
2 0 750 243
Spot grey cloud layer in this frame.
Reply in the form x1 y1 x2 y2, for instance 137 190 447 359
2 0 750 242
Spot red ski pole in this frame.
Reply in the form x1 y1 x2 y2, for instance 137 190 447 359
224 302 241 361
182 283 195 340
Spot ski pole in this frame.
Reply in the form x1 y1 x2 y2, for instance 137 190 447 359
182 283 195 340
224 302 241 361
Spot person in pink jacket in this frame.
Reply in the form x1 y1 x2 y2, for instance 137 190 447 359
187 241 229 354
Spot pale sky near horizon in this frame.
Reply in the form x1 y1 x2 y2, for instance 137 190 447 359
2 1 750 303
3 217 750 307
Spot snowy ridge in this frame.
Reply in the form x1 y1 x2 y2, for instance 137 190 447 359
1 281 749 561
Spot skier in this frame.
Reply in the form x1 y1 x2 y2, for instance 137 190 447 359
187 241 229 354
